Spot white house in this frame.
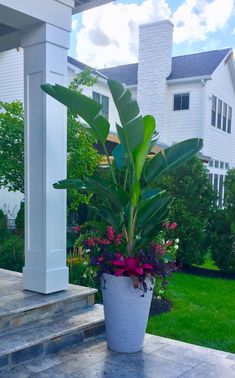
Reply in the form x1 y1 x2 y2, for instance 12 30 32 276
1 20 235 215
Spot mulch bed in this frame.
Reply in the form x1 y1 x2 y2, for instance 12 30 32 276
149 296 172 316
181 265 235 280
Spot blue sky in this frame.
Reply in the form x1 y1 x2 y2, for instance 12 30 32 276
69 0 235 68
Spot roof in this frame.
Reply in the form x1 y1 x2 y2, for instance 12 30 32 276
99 63 138 86
98 48 231 85
67 56 107 80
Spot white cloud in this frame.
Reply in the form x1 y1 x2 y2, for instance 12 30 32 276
74 0 234 67
173 0 234 43
74 0 171 68
72 19 78 32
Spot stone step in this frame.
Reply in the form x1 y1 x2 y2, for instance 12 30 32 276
0 304 105 370
0 269 97 331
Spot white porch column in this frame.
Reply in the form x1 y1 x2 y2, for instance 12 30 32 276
22 23 70 294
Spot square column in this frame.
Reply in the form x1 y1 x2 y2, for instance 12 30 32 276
22 23 70 294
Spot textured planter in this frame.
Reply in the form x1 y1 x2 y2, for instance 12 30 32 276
101 273 154 353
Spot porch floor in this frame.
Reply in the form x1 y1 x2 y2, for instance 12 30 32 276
2 333 235 377
1 269 235 377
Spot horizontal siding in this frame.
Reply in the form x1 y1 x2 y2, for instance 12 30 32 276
166 82 203 144
0 48 24 103
203 58 235 168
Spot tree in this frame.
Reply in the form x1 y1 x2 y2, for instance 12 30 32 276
157 156 214 265
67 70 100 212
0 101 24 193
0 69 100 216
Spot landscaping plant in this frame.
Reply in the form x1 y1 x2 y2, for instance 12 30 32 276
41 79 203 289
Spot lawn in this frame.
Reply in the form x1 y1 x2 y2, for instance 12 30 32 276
147 272 235 353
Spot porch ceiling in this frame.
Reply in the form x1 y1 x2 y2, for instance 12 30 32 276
73 0 115 14
0 23 18 37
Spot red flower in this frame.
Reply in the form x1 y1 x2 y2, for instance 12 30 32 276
166 240 173 247
112 255 153 277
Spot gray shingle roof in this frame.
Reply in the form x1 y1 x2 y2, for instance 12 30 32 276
97 48 231 85
67 56 107 79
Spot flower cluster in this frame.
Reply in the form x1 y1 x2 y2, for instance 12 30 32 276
77 224 179 292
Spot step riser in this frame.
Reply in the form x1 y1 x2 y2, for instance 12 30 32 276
0 294 95 332
0 321 105 370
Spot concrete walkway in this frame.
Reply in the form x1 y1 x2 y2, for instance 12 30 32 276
2 333 235 377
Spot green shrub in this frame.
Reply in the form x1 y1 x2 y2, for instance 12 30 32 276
0 233 24 272
0 209 9 240
207 208 235 273
157 157 214 265
15 202 24 235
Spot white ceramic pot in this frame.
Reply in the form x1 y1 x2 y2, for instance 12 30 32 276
101 273 154 353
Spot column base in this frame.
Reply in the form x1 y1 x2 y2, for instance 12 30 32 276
22 266 69 294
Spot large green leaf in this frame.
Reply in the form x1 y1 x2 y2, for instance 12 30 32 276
133 115 156 180
112 143 128 170
53 176 129 211
137 195 172 227
41 84 109 143
107 80 144 152
89 206 122 229
144 138 203 183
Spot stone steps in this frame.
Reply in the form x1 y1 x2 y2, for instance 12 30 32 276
0 304 105 370
0 269 97 332
0 269 105 371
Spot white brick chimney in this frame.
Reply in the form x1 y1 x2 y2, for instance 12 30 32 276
137 20 174 143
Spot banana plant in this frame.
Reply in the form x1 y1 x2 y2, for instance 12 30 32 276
41 80 203 256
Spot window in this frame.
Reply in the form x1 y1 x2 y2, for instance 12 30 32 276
225 162 229 170
174 93 189 111
219 175 224 207
214 160 219 168
222 103 227 131
220 161 224 169
217 99 222 129
92 92 109 120
228 106 232 134
209 173 213 185
211 96 217 126
209 160 213 167
214 174 218 192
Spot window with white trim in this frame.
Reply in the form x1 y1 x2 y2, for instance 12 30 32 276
222 103 227 132
211 96 217 126
217 99 222 129
173 93 189 111
228 106 232 134
92 92 109 120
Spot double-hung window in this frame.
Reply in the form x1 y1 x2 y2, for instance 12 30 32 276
217 99 222 129
228 106 232 134
92 92 109 120
211 96 217 126
222 103 227 131
173 93 189 111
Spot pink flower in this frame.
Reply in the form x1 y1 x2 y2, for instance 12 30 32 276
107 226 116 241
170 222 177 230
72 226 81 233
166 240 173 247
115 234 123 245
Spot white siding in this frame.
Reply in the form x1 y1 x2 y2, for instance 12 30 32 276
0 48 24 102
203 56 235 169
166 81 203 144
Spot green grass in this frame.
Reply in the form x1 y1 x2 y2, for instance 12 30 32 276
147 273 235 353
195 252 219 270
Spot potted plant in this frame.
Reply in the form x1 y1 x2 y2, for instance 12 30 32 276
41 80 202 353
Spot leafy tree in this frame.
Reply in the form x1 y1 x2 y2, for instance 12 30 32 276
0 70 100 225
157 156 214 265
0 101 24 193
